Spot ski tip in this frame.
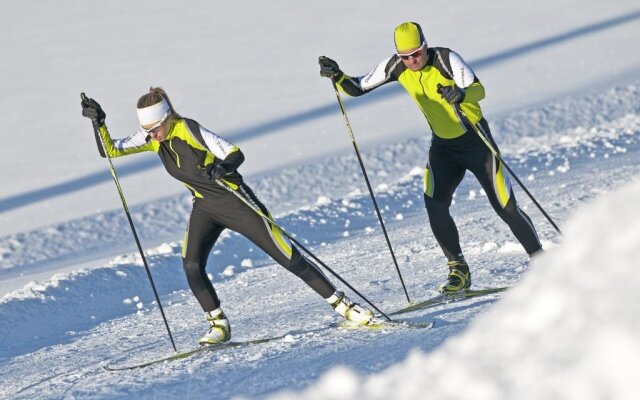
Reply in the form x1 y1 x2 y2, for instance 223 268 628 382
379 319 435 329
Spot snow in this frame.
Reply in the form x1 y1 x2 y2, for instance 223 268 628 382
1 0 640 398
270 181 640 400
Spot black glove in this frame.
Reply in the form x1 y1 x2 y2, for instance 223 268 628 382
437 84 465 104
319 56 343 81
81 96 106 125
206 164 227 181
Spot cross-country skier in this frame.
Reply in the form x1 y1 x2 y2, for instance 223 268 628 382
81 87 374 345
319 22 543 293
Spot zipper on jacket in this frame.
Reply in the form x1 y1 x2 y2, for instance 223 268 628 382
169 139 181 168
418 71 428 99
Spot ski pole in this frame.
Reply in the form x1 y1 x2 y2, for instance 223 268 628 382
328 81 412 304
216 180 392 321
81 93 178 352
452 101 563 235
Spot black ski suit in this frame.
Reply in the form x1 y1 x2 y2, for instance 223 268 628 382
335 47 542 260
95 118 336 312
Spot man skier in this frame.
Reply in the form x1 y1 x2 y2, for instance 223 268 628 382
319 22 542 293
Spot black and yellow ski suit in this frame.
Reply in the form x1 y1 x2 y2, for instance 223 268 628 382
95 118 336 312
336 47 542 260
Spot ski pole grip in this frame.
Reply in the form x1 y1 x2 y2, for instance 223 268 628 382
81 92 107 157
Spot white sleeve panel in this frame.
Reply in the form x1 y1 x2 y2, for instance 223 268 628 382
200 126 237 160
357 56 396 91
449 51 476 89
113 130 150 150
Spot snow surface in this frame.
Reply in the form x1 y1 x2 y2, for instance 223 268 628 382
270 181 640 400
1 0 640 399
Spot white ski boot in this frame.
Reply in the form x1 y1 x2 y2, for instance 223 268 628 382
199 308 231 346
438 259 471 294
327 291 374 325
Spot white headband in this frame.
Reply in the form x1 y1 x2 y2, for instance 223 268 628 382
137 98 171 126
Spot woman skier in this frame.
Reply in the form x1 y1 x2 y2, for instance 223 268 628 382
81 87 374 345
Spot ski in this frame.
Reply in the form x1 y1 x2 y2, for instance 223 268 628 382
335 318 435 330
103 334 288 371
390 286 509 316
103 317 435 371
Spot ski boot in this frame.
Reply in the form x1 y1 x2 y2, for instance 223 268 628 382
199 308 231 346
438 258 471 294
327 290 374 325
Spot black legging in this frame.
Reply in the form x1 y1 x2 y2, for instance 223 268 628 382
182 183 336 312
423 119 542 261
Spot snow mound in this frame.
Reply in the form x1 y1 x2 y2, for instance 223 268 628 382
271 180 640 400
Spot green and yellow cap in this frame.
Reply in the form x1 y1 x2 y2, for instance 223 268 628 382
394 22 426 52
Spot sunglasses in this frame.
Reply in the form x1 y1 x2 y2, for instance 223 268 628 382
142 112 169 134
397 44 426 60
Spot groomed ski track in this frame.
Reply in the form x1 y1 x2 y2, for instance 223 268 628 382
1 83 639 399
